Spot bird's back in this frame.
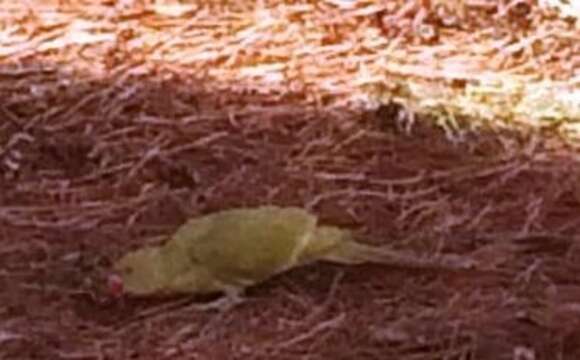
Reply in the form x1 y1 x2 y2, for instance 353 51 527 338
182 206 318 284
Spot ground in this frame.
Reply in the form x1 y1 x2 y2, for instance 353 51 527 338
1 1 580 359
3 82 580 359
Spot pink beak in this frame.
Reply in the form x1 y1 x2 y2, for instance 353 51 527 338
107 274 124 298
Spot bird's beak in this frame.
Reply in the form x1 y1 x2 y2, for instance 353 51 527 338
107 273 124 298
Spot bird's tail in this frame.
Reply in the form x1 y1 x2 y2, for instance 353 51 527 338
321 240 479 271
301 225 483 272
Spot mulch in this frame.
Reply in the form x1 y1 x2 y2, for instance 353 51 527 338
1 1 580 359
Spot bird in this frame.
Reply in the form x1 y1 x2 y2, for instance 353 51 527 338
111 206 480 308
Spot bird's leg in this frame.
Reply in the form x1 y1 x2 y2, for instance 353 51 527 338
193 286 245 312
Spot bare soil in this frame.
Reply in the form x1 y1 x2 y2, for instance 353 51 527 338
2 74 580 359
1 1 580 359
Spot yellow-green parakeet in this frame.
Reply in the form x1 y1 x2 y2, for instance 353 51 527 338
112 206 476 300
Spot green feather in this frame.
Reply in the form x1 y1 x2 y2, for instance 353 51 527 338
114 206 480 297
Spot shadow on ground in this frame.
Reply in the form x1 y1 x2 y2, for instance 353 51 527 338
1 61 580 359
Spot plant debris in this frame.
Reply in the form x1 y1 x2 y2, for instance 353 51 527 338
1 1 580 359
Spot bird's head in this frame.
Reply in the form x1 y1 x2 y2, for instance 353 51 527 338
109 247 166 296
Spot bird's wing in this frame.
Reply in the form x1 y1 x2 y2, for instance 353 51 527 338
188 206 317 285
298 225 354 265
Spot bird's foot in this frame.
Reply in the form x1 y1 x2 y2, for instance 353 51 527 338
437 254 480 269
193 294 244 312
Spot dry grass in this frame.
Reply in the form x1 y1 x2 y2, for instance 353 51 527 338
1 0 580 359
1 0 578 126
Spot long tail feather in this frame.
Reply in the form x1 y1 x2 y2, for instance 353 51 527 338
321 240 480 271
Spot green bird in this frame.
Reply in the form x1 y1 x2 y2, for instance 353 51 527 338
111 206 477 306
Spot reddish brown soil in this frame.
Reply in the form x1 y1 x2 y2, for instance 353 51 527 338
2 73 580 359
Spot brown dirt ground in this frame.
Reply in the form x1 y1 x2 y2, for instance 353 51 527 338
2 72 580 360
1 2 580 359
